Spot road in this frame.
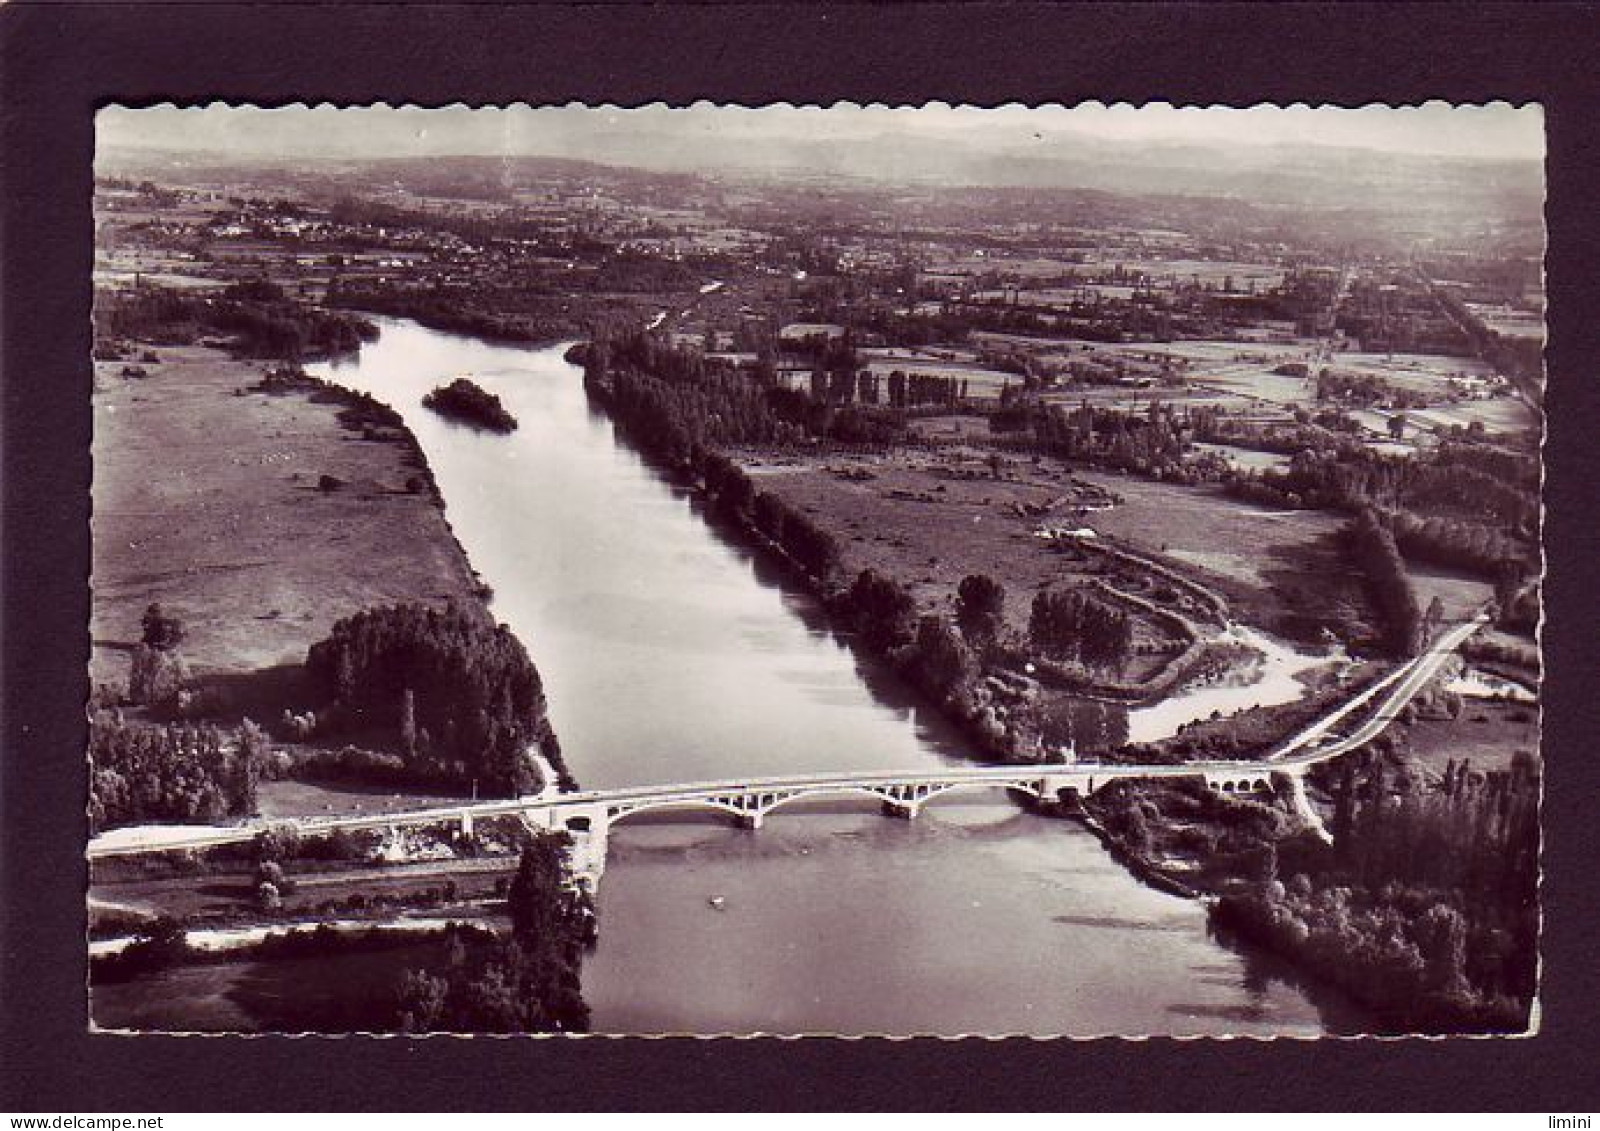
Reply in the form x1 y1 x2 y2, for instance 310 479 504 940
1267 613 1487 766
87 614 1487 861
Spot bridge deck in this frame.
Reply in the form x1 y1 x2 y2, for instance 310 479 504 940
87 614 1487 859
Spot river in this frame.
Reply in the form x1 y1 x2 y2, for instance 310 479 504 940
308 317 1357 1036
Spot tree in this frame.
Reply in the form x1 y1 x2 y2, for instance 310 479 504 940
1029 587 1132 670
911 615 975 703
845 570 917 652
127 645 187 709
399 687 418 757
140 602 185 651
956 574 1006 645
394 836 592 1033
1423 595 1445 642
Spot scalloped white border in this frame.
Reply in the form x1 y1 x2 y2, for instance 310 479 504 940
87 99 1548 1040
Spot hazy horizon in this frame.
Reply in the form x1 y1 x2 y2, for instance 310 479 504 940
99 102 1545 166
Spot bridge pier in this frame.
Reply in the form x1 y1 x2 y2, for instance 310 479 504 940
735 811 764 830
881 799 921 820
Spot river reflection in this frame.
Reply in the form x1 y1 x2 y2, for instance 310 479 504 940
310 319 1356 1036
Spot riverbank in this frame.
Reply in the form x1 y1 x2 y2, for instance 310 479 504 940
584 357 1354 771
289 318 1356 1035
577 338 1484 1031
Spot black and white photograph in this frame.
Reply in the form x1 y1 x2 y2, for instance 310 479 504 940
82 101 1545 1039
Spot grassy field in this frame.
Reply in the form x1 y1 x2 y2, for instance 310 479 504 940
90 345 482 696
1408 566 1495 625
738 446 1185 663
1073 472 1372 645
735 439 1378 659
1398 698 1540 780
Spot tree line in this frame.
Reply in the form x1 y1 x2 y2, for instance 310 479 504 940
1225 445 1537 536
99 281 377 361
1344 508 1425 658
325 280 572 345
701 452 844 584
1003 398 1191 481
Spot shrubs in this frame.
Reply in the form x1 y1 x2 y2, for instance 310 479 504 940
1214 752 1540 1034
297 744 408 785
92 917 192 984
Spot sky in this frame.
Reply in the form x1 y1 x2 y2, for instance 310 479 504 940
98 101 1545 165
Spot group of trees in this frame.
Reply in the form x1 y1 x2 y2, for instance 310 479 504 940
1344 508 1426 658
325 280 567 345
422 378 518 433
89 716 267 832
1010 399 1191 480
1226 445 1537 536
585 335 807 467
395 834 592 1033
99 281 376 361
1381 508 1527 581
304 602 566 797
591 332 935 467
1029 587 1135 671
803 366 969 411
124 602 189 711
1216 750 1539 1033
1316 370 1431 409
841 569 919 652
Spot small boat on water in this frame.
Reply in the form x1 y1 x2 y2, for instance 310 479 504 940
707 896 727 911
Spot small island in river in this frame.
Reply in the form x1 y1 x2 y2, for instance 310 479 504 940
423 377 518 433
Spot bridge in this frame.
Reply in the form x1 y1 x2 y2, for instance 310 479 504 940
87 613 1489 868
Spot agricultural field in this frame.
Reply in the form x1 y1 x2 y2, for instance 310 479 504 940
255 777 478 820
1086 258 1287 291
92 853 514 926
